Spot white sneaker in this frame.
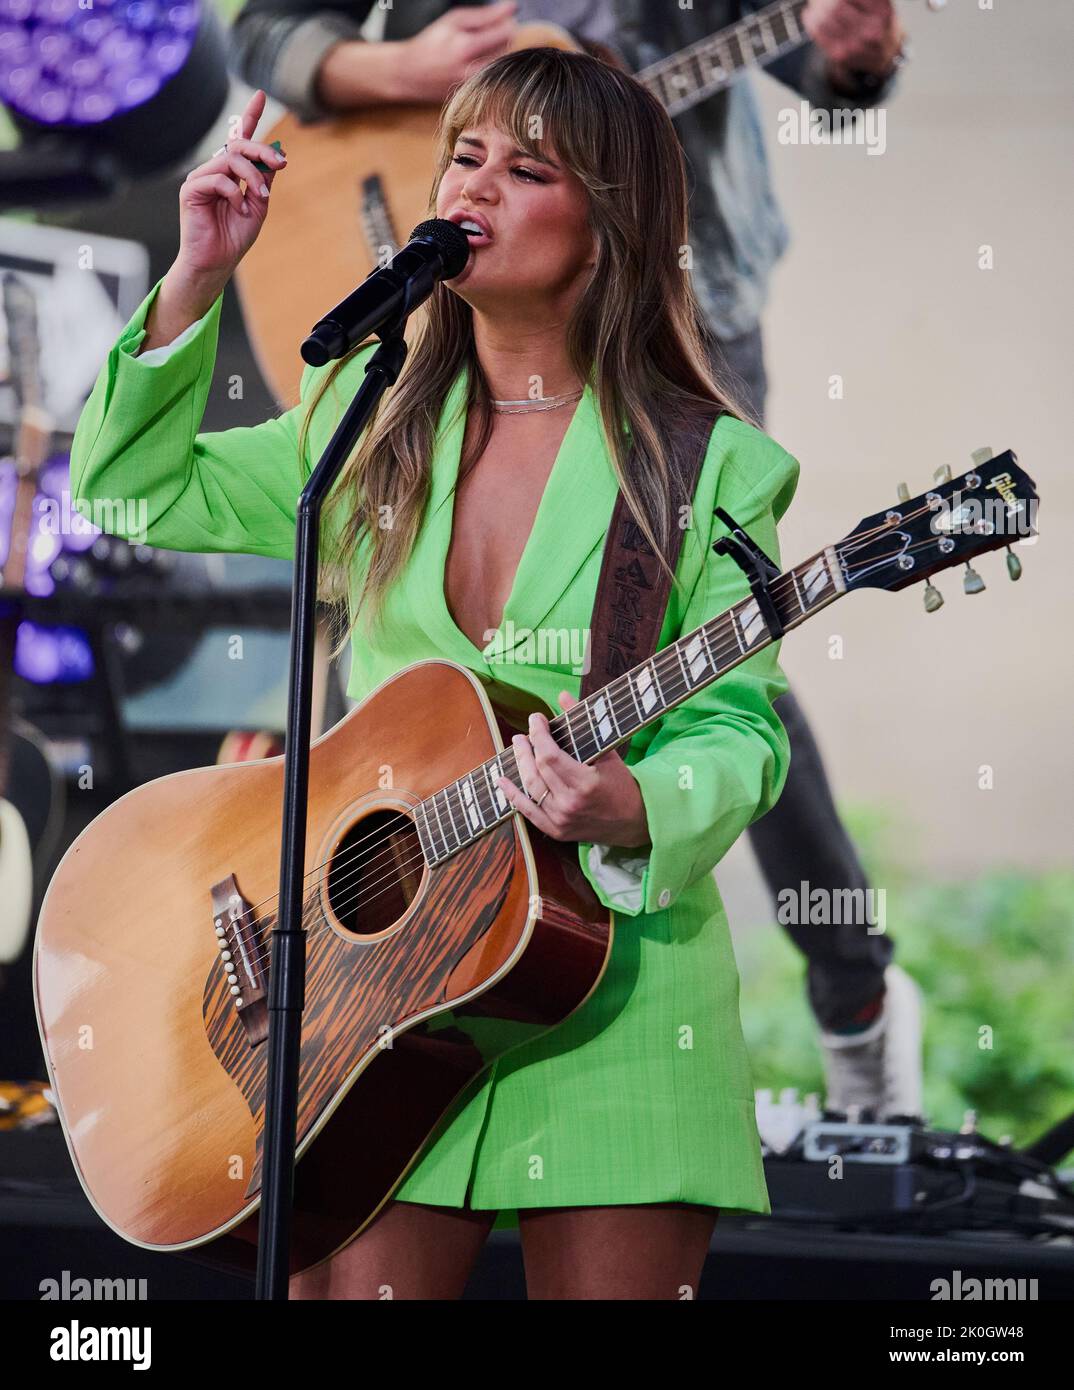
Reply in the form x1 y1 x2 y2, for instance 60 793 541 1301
818 964 924 1120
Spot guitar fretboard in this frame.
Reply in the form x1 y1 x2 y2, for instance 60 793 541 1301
415 543 845 867
637 0 810 119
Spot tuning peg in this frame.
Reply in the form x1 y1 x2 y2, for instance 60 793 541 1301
1006 546 1022 581
971 447 992 468
923 580 944 612
963 562 986 595
933 464 952 484
896 482 910 502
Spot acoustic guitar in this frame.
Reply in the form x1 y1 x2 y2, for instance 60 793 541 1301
236 0 947 405
33 451 1036 1274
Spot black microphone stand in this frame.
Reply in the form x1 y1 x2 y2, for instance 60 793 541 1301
254 324 408 1300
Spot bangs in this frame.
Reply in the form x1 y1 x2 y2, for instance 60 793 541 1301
436 56 589 173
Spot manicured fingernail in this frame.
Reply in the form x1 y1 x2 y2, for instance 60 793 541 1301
259 183 269 197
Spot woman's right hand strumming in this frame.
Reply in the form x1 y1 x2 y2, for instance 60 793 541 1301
143 89 286 352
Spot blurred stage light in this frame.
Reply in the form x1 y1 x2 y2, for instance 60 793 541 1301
0 0 231 204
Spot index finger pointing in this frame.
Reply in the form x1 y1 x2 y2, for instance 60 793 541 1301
241 88 267 141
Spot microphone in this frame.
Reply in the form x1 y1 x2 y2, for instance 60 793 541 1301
300 218 472 367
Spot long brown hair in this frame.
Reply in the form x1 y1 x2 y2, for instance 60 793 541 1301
299 47 743 655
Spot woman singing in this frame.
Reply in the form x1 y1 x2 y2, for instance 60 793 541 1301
71 49 799 1300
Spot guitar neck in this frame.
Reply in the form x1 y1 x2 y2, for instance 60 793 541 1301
636 0 810 119
415 542 845 866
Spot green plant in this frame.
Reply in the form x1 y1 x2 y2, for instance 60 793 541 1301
736 805 1074 1152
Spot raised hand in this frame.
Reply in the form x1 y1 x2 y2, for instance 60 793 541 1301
175 88 288 283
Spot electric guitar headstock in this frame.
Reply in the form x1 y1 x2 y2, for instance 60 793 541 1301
833 448 1037 610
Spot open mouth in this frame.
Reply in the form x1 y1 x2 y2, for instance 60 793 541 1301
451 215 493 247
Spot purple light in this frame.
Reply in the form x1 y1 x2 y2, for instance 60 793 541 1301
1 457 97 684
0 0 199 124
0 455 101 578
15 620 95 683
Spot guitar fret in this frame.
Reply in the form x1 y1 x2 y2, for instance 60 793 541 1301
484 759 508 818
801 553 833 607
416 806 439 856
582 700 600 754
475 765 497 824
700 48 728 85
416 800 437 862
737 598 768 648
430 793 450 855
590 691 619 746
791 567 808 615
563 711 583 759
623 671 643 725
700 623 721 674
440 786 463 847
632 664 656 718
674 642 692 690
663 651 688 704
682 631 708 684
460 774 485 832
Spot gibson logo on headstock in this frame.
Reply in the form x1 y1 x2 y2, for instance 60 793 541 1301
986 471 1020 509
931 472 1034 539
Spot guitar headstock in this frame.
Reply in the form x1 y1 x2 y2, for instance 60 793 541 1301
834 449 1037 607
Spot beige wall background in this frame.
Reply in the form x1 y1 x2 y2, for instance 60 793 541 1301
224 0 1068 889
722 0 1072 894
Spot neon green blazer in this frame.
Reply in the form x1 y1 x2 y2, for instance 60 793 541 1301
70 276 799 1222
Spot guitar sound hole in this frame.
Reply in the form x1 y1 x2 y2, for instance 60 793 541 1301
326 809 424 936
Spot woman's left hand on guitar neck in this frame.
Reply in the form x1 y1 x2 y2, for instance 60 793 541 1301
497 692 652 850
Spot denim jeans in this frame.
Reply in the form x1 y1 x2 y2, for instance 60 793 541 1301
708 328 893 1030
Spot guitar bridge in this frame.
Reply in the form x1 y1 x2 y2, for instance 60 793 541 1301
210 875 268 1047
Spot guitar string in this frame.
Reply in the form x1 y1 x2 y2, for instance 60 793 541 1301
224 528 993 991
220 507 975 978
225 497 950 936
221 604 782 980
224 528 951 980
220 513 962 979
305 507 987 931
221 585 784 936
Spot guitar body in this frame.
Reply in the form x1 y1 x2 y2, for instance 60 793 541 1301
234 23 581 406
34 657 611 1274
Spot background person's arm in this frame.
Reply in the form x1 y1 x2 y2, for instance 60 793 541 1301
229 0 519 121
750 0 904 111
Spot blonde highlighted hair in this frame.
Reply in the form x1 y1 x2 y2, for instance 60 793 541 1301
298 46 744 656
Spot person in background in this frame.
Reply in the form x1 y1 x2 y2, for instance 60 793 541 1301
227 0 924 1119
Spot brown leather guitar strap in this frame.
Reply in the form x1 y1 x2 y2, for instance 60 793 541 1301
579 404 724 724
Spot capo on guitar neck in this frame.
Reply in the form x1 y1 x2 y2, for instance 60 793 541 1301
711 505 785 640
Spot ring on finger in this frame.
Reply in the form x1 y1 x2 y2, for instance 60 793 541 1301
534 788 550 808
